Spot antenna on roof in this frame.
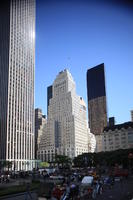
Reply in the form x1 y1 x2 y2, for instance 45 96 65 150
67 56 71 72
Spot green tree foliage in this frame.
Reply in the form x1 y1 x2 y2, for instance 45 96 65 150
73 148 133 168
54 154 72 168
0 160 12 171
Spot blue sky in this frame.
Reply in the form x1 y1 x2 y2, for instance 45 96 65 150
35 0 133 124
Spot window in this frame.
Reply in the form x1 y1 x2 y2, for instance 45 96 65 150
128 132 133 143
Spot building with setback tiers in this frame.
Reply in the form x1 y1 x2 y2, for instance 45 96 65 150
37 69 95 162
0 0 35 170
87 63 108 135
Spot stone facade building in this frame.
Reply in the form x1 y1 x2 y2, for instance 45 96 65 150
35 108 47 159
96 122 133 152
37 69 95 162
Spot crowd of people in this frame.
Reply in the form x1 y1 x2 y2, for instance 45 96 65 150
49 167 118 200
0 170 32 184
0 166 130 199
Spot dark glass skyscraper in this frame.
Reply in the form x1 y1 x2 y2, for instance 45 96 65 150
47 85 53 114
87 63 107 135
0 0 35 170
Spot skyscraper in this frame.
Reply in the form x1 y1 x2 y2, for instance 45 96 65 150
35 108 46 159
87 63 107 135
47 85 53 115
0 0 35 171
131 110 133 122
37 69 91 162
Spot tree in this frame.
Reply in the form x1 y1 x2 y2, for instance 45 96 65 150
54 155 72 168
0 160 12 171
73 148 133 168
7 161 12 171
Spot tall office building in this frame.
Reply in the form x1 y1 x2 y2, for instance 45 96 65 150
35 108 46 159
37 69 91 162
0 0 35 170
47 85 53 115
131 110 133 122
109 117 115 126
87 63 107 135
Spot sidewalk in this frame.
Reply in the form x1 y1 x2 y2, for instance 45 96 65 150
0 191 38 200
0 178 32 189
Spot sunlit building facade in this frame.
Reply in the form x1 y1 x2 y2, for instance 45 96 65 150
35 108 47 159
0 0 35 170
88 132 96 153
37 69 91 162
96 122 133 152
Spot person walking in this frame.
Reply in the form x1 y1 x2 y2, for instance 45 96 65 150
92 182 97 199
25 182 33 200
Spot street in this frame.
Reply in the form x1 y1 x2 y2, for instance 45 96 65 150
0 174 133 199
97 176 133 200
